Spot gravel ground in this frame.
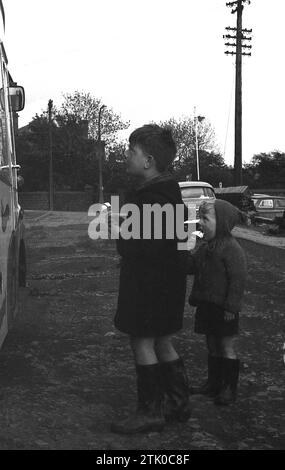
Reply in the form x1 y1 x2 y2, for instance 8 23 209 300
0 211 284 450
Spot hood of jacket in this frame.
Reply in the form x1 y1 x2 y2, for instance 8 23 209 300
214 199 242 238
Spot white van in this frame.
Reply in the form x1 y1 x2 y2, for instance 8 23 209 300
0 5 26 349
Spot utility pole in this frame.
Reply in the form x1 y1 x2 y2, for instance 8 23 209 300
194 107 205 181
0 1 5 30
224 0 252 186
97 105 106 204
48 99 54 211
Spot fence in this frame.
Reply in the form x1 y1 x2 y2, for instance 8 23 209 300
18 189 94 212
18 189 126 211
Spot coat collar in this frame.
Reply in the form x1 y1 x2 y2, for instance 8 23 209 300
137 172 174 191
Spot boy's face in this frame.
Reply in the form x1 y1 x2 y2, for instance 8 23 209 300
199 207 216 241
125 144 152 177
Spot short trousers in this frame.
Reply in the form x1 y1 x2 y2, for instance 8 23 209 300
194 301 239 337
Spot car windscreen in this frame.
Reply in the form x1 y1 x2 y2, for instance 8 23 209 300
205 187 215 197
181 187 212 198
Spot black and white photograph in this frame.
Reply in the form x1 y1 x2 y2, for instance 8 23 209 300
0 0 284 454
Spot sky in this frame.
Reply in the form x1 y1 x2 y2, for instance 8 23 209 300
2 0 285 165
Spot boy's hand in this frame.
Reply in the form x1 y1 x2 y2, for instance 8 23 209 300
107 212 120 237
224 310 235 322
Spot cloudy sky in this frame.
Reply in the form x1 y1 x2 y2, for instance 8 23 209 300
2 0 285 165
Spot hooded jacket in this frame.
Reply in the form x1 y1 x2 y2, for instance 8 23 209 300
116 174 188 264
187 199 247 314
115 175 188 337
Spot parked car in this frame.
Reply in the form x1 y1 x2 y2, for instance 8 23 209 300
178 181 216 238
179 181 215 212
251 193 270 205
178 181 215 240
252 195 285 219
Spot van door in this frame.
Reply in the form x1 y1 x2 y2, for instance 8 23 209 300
0 47 13 346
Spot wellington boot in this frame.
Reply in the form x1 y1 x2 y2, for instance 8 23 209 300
160 358 191 423
214 358 239 406
111 363 165 434
189 380 218 397
189 355 223 397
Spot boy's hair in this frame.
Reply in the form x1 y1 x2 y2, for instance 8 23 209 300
129 124 177 172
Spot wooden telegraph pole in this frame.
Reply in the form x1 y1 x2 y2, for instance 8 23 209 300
224 0 252 186
97 105 106 204
48 99 54 211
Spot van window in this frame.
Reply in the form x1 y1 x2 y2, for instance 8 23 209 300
0 114 8 165
0 62 9 166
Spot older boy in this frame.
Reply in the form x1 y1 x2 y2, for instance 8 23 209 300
111 124 190 434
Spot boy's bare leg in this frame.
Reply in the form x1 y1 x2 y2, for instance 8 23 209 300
155 335 179 362
220 336 238 359
130 337 158 365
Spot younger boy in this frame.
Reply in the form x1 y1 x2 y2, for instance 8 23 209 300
187 199 247 405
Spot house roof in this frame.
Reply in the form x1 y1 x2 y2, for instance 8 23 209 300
214 186 250 194
18 123 32 134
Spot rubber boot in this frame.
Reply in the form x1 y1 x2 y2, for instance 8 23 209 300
110 363 165 434
214 358 239 406
160 358 191 423
189 355 223 397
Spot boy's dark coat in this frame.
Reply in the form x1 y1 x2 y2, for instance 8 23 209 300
115 177 187 337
